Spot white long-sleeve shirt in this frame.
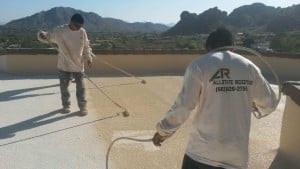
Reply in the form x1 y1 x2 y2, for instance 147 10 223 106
38 24 93 72
157 50 277 169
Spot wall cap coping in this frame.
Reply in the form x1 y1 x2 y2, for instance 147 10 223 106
282 81 300 105
1 48 300 58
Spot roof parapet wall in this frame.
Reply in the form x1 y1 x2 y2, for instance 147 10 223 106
0 49 299 81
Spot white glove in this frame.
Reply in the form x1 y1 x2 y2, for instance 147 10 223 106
37 30 50 43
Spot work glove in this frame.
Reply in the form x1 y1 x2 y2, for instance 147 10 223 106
152 131 174 147
37 30 50 43
152 132 175 147
252 102 259 112
85 51 95 68
87 59 93 68
153 121 176 146
252 102 268 119
152 132 165 147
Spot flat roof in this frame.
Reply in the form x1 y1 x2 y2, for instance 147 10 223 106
0 74 286 169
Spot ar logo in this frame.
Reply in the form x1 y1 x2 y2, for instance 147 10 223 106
209 68 230 82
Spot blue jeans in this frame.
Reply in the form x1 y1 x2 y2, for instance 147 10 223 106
58 70 87 109
182 155 225 169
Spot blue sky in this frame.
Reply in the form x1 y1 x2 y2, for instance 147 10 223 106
0 0 299 24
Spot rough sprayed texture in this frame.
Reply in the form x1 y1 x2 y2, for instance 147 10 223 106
0 74 290 169
88 76 286 169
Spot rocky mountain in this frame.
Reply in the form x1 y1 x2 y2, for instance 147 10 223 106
165 7 228 35
4 7 168 33
228 3 277 28
164 3 300 35
3 3 299 35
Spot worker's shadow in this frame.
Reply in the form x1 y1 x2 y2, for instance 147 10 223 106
0 109 81 139
0 84 59 102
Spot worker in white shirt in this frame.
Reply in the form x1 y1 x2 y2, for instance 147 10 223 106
152 28 277 169
37 13 94 115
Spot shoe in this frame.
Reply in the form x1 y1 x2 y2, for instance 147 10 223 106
79 107 88 116
62 106 71 113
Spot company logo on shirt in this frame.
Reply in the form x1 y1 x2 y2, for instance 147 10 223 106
210 68 253 93
209 68 230 82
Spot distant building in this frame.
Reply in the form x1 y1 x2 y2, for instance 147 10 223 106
8 44 21 48
251 42 273 52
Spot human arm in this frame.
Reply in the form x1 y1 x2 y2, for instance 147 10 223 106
37 28 59 44
152 62 202 146
252 66 277 118
82 31 94 67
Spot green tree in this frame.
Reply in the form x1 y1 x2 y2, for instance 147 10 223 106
271 32 300 53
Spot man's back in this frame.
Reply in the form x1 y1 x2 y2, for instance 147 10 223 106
153 28 278 169
184 50 277 168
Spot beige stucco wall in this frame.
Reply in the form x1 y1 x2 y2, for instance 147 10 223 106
279 95 300 167
1 51 299 167
1 54 196 75
0 55 7 71
2 54 57 74
88 54 196 74
245 55 300 81
1 53 300 80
